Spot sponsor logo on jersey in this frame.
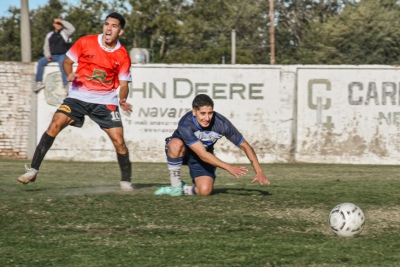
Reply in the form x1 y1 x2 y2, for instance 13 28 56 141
85 69 113 84
194 130 222 147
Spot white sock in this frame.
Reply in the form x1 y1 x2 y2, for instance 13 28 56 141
168 164 182 187
183 185 195 195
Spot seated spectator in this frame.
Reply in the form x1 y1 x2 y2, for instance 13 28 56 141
34 18 75 92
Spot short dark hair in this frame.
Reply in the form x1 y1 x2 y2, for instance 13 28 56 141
192 94 214 110
106 12 126 29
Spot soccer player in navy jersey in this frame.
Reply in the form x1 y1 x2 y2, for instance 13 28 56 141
155 94 270 196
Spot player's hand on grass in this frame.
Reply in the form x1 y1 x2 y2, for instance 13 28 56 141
119 98 132 115
228 165 248 178
251 172 270 185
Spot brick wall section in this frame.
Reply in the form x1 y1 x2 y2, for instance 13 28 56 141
0 62 35 159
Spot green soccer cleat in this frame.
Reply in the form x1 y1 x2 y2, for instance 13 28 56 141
169 186 183 197
154 183 184 196
154 186 172 195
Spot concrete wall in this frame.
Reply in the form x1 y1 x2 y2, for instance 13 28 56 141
1 62 400 165
295 66 400 164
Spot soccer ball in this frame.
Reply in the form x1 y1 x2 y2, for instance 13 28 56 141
329 202 365 237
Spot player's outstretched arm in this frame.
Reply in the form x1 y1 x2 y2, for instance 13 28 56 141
190 142 248 178
239 140 270 185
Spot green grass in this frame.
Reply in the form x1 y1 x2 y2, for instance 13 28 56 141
1 159 400 266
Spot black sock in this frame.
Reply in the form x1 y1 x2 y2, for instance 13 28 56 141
117 152 131 182
31 132 55 170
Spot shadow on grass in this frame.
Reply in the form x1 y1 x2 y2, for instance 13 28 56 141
134 183 167 189
17 183 166 190
212 188 271 196
14 183 271 197
135 184 272 196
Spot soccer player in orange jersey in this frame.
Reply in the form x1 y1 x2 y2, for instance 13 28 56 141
17 12 134 191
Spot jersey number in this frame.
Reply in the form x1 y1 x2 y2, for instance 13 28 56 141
111 111 121 121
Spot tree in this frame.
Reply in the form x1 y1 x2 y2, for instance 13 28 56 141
169 0 270 64
0 0 112 62
65 0 110 39
3 0 399 65
119 0 187 63
273 0 357 64
119 0 272 64
0 8 21 61
299 0 400 64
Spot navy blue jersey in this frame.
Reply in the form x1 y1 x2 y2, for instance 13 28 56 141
171 111 244 152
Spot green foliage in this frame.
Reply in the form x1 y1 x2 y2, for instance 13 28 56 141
64 0 110 40
274 0 358 64
0 9 21 61
284 0 400 64
160 0 270 64
1 159 400 266
1 0 400 64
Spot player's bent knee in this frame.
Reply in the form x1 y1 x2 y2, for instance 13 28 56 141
168 139 184 150
196 185 213 196
167 139 185 155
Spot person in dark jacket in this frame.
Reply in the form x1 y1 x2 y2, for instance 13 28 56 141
34 18 75 92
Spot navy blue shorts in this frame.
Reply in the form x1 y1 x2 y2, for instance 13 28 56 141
56 98 123 129
165 137 216 180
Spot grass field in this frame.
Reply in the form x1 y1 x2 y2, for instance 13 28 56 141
1 159 400 267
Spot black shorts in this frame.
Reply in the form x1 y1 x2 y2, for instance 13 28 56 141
165 137 216 180
56 98 123 128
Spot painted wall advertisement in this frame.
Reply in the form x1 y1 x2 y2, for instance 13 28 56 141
37 65 293 163
296 67 400 164
37 65 400 164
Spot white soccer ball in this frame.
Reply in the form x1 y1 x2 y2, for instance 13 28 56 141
329 202 365 237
